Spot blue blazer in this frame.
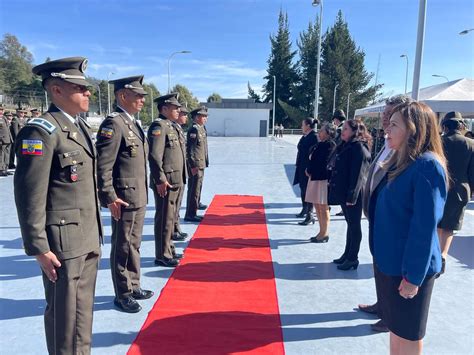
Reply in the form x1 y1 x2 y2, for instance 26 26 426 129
373 152 447 286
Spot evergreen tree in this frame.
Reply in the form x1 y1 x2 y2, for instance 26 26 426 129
294 15 321 117
263 10 298 124
319 11 381 121
247 82 261 103
207 92 222 103
0 33 35 106
172 84 199 110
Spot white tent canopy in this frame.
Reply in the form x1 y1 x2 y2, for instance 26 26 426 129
355 78 474 118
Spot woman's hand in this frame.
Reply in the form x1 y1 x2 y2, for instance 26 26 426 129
398 278 419 299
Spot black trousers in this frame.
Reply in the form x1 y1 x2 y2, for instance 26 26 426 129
298 175 312 214
340 193 363 261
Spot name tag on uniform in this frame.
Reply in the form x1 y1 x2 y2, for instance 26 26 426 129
22 139 43 155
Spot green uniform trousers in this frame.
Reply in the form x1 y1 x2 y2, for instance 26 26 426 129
174 185 185 233
185 169 204 218
110 206 145 299
0 143 10 172
153 185 180 260
43 248 100 355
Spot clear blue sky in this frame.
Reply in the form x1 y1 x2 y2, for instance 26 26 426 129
1 0 473 102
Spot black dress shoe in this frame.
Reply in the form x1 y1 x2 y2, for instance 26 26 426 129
177 230 188 238
298 214 316 226
335 211 344 216
114 296 141 313
198 203 208 210
0 171 8 177
310 236 329 243
155 257 179 267
173 253 183 259
358 303 378 315
337 259 359 270
172 233 186 241
132 288 154 300
371 319 389 332
333 255 346 264
184 216 203 222
436 256 446 279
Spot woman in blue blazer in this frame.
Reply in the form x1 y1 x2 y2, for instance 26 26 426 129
372 101 448 354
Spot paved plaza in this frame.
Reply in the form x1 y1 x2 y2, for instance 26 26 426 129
1 137 473 354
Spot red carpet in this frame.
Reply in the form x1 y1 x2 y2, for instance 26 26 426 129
128 195 284 355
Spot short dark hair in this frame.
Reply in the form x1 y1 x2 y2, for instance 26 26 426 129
303 117 318 129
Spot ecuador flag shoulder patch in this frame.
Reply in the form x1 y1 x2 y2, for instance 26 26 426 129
22 139 43 156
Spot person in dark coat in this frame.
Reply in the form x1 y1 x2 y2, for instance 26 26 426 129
305 123 336 242
293 117 318 225
437 111 474 274
328 118 371 270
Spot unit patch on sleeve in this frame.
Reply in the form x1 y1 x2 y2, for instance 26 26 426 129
27 118 57 134
100 127 114 139
22 139 43 155
152 128 161 136
189 133 197 139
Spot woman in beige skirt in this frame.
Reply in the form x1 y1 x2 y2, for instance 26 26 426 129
305 123 336 242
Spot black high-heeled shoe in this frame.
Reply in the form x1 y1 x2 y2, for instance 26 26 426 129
332 255 346 264
298 214 315 225
337 259 359 270
310 236 329 243
295 210 306 218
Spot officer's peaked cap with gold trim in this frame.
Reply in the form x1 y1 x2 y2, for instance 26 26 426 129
109 75 148 95
154 92 181 107
33 57 91 88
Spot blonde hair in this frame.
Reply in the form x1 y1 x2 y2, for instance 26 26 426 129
385 101 448 184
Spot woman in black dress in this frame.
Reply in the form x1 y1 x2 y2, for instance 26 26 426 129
328 119 371 270
293 118 318 225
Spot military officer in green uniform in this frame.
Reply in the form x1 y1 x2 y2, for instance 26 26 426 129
172 105 190 241
13 57 103 355
185 106 209 222
9 108 27 168
0 104 13 176
30 108 41 120
148 93 186 267
96 75 154 313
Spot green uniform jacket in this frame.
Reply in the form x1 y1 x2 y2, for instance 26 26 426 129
148 114 186 187
10 116 26 140
95 108 149 209
186 124 208 169
0 116 12 144
14 104 103 260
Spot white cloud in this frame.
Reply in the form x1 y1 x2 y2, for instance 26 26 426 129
88 63 142 76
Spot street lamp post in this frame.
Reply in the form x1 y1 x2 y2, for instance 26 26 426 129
346 92 351 118
400 54 409 94
432 74 449 82
312 0 323 119
95 85 102 115
272 75 276 137
332 83 339 114
150 89 154 119
411 0 427 100
167 50 191 94
107 72 115 115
